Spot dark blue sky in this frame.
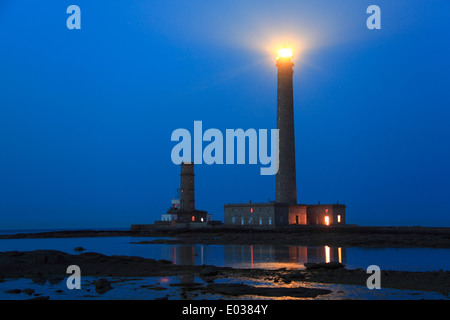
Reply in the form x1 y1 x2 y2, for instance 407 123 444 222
1 1 449 229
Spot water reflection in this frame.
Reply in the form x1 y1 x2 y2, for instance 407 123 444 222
224 245 346 269
165 245 346 270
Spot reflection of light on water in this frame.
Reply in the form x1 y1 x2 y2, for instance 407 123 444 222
338 247 342 263
201 245 204 265
250 245 254 269
325 246 330 263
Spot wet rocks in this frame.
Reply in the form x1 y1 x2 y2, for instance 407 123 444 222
5 289 21 294
27 296 50 300
206 283 331 298
200 266 220 277
281 273 306 283
30 250 68 264
22 288 35 295
304 262 345 270
95 278 113 294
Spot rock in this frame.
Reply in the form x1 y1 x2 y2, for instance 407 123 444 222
304 262 345 270
5 289 21 294
147 286 167 291
73 247 86 252
32 250 68 264
206 283 331 298
200 266 219 277
158 259 173 264
283 273 306 282
95 278 113 294
169 282 204 288
27 296 49 300
22 288 35 295
304 263 321 270
320 262 345 269
48 276 64 285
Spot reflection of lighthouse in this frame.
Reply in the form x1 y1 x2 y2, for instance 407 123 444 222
223 245 346 269
276 49 297 205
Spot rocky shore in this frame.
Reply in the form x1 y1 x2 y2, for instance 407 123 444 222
0 250 449 298
2 226 449 248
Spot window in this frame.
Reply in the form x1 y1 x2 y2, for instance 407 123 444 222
241 217 244 225
250 208 253 213
232 217 235 223
337 215 341 223
324 216 330 226
269 217 272 225
259 217 262 225
192 216 195 222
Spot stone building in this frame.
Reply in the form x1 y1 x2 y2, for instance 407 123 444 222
224 49 346 227
224 202 346 227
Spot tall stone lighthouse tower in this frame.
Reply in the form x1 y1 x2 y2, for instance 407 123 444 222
275 48 297 205
180 162 195 211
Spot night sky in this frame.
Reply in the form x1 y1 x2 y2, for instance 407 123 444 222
1 1 449 229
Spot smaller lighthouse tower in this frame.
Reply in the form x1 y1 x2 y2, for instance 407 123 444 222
162 162 208 224
180 162 195 211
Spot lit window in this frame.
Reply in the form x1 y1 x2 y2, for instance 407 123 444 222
326 209 329 213
250 208 253 213
337 215 341 223
201 218 204 222
192 216 195 222
324 216 330 226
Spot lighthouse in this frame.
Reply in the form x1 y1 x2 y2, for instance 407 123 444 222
275 48 297 205
223 47 346 227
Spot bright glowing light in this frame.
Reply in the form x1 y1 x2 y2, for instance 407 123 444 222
324 216 330 226
325 246 330 263
278 48 292 58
